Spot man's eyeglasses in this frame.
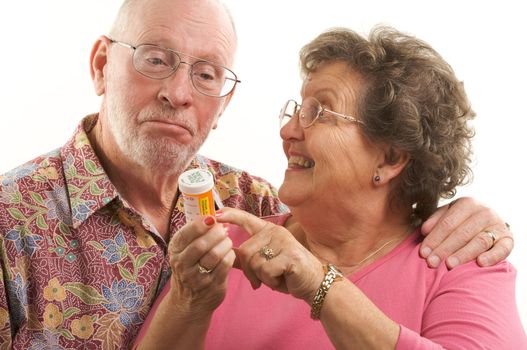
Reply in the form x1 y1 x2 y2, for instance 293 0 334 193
279 97 364 129
109 38 240 97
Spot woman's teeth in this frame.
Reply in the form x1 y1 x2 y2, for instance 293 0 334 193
288 155 314 168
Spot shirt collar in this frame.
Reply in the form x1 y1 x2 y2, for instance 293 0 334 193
59 114 209 230
60 114 119 229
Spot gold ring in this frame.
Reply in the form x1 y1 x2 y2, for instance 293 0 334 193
259 246 275 261
197 263 213 274
485 230 498 246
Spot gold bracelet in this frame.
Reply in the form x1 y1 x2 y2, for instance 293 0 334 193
310 264 343 320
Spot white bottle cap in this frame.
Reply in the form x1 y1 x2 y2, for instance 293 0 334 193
178 169 214 195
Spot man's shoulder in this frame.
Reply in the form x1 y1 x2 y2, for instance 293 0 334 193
0 149 66 236
1 149 63 189
196 155 288 216
197 155 276 190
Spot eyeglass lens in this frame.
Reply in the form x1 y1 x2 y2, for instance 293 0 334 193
280 98 322 128
279 100 297 128
133 44 237 97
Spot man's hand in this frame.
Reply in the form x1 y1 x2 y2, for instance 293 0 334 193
420 197 513 269
168 215 235 315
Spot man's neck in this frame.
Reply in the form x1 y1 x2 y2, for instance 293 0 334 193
87 117 183 240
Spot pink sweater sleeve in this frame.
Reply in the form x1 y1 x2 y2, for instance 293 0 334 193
396 261 527 349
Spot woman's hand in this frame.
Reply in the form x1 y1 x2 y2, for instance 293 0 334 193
217 208 324 303
167 215 235 316
420 197 513 268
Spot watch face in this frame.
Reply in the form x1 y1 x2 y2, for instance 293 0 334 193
328 264 343 276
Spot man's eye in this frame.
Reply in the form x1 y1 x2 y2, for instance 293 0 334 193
193 63 223 82
195 72 215 81
146 57 167 66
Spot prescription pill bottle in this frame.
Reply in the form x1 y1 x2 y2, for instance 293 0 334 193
178 168 216 223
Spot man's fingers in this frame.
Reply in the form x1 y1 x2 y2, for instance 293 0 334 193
441 223 513 268
420 197 496 262
476 236 514 267
420 204 448 237
422 213 486 266
442 228 498 268
420 202 461 258
198 235 233 272
169 215 216 253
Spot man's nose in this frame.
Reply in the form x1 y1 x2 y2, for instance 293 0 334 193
158 62 194 107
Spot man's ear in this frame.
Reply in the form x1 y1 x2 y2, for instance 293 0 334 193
90 36 111 96
375 146 410 185
211 85 236 129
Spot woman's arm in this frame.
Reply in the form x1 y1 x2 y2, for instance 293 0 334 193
396 261 526 349
316 278 400 349
217 208 526 349
217 208 401 349
282 258 526 349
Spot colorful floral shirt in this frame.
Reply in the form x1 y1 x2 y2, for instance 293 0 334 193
0 115 288 349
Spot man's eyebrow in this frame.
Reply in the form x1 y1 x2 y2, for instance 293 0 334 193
136 36 231 69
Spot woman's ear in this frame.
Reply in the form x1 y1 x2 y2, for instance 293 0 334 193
90 36 111 96
374 146 410 185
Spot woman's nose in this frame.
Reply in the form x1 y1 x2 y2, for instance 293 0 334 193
280 113 305 141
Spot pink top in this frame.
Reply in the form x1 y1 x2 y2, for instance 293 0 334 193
138 214 527 349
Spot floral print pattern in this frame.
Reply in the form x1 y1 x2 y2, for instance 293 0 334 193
0 115 287 349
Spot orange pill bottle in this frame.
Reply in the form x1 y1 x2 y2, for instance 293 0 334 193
178 169 216 222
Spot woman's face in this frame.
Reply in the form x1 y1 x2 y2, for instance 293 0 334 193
278 62 384 209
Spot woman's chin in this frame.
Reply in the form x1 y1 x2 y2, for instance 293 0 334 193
278 181 308 208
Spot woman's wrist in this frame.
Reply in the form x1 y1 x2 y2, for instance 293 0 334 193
310 264 344 320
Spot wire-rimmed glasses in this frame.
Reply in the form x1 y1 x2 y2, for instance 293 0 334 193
109 38 240 97
279 97 364 129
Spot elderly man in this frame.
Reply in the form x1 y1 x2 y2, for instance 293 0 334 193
0 0 512 348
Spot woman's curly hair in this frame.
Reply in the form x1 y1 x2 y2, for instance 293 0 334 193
299 25 475 223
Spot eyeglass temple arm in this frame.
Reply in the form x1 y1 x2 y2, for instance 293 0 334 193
326 110 364 125
108 38 136 50
225 76 241 83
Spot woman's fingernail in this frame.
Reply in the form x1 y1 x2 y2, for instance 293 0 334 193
204 216 215 226
215 210 224 218
421 246 431 258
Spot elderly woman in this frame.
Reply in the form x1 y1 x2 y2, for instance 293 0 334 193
136 27 526 349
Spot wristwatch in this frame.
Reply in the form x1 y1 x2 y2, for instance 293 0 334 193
310 263 343 320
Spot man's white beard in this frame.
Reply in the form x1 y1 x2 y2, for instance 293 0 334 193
105 96 210 176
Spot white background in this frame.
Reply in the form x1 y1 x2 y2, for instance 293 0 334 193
0 1 525 329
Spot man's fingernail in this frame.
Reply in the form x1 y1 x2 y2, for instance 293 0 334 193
204 216 215 226
428 255 440 267
447 256 459 269
421 246 431 258
478 256 490 266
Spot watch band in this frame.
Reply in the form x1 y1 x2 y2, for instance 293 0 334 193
310 263 343 320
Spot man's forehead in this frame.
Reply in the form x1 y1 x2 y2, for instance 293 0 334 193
126 0 236 65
